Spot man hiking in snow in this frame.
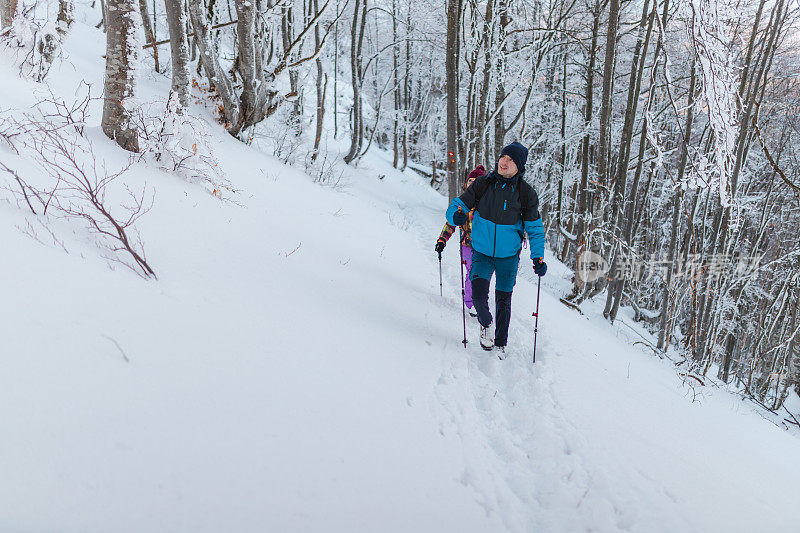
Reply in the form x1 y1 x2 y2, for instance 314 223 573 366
444 141 547 355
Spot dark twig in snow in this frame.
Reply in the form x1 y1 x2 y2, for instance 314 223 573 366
102 334 131 363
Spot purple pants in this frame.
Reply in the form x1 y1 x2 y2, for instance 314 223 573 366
461 245 474 309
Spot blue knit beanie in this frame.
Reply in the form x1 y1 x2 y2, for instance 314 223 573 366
500 141 528 173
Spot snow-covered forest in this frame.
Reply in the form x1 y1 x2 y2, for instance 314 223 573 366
2 0 800 530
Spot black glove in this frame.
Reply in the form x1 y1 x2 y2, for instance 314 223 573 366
452 210 467 226
533 258 547 277
435 240 446 254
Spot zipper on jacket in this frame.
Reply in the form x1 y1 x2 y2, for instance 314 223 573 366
493 222 497 257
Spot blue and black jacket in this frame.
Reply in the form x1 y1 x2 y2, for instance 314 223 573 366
446 170 545 260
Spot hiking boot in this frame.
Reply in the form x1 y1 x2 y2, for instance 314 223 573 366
495 345 507 360
480 326 494 351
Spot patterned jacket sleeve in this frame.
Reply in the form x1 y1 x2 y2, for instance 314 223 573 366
438 222 456 243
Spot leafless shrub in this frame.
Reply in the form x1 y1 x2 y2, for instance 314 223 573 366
17 216 69 252
0 159 50 214
0 112 31 148
255 107 302 165
304 146 347 190
387 210 411 231
784 406 800 430
0 94 156 278
131 93 232 198
38 81 93 135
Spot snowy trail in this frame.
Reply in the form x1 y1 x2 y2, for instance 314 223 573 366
388 167 628 531
359 154 800 532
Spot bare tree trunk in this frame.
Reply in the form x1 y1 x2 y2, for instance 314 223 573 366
788 291 800 397
164 0 190 109
234 0 269 136
344 0 367 163
657 62 697 350
98 0 108 30
392 0 399 168
188 0 240 129
1 0 17 28
56 0 75 37
311 0 326 161
556 46 567 253
603 0 653 320
139 0 160 72
457 88 467 184
493 77 505 158
475 0 494 167
493 0 508 159
102 0 142 152
333 0 339 137
463 5 479 170
401 0 410 170
595 0 618 217
281 2 301 122
606 0 651 239
568 0 600 300
445 0 461 200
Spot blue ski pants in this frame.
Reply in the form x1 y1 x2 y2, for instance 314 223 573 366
470 250 520 347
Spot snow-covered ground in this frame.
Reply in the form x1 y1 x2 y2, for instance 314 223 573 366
3 8 800 532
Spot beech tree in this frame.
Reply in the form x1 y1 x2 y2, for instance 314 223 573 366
0 0 17 28
101 0 141 152
445 0 461 200
163 0 189 109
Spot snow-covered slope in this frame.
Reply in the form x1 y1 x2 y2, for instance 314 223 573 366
3 11 800 533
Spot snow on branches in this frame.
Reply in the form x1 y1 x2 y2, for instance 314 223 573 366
687 0 740 207
0 0 74 82
132 93 230 198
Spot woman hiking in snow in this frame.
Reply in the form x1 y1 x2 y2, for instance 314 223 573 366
435 165 487 317
444 142 547 356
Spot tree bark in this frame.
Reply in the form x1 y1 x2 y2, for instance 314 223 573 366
56 0 75 37
445 0 461 200
401 0 410 170
1 0 17 28
344 0 367 164
568 0 600 301
102 0 142 152
187 0 240 129
281 2 301 122
595 0 618 218
657 62 697 350
493 0 508 159
556 45 567 253
392 0 399 168
234 0 269 136
311 0 326 161
603 0 653 320
164 0 190 109
138 0 160 72
475 0 494 167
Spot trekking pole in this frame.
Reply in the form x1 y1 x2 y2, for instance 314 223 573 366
458 226 468 348
438 250 443 297
532 276 541 364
